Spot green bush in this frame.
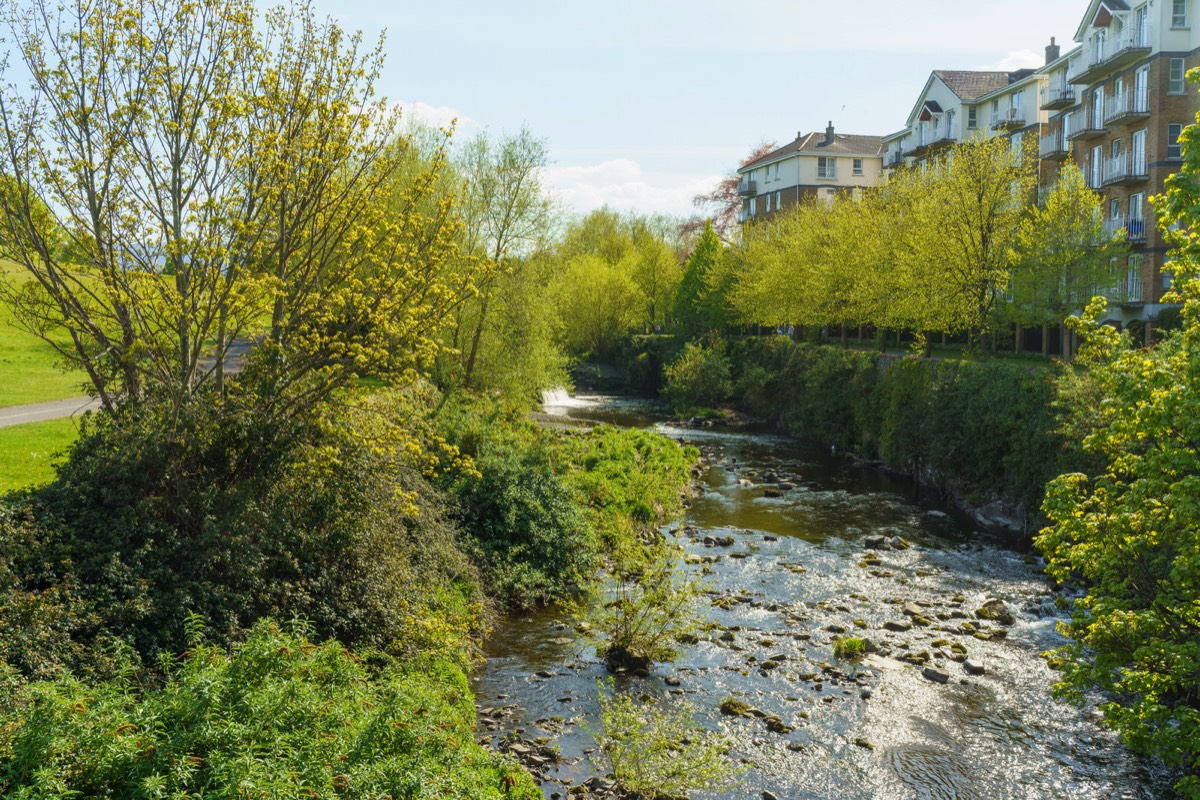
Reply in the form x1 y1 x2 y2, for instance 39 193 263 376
832 635 867 661
662 341 732 412
0 388 486 675
452 448 593 610
0 619 538 799
593 683 743 799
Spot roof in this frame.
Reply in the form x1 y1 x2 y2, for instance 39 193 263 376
739 130 885 172
933 70 1018 101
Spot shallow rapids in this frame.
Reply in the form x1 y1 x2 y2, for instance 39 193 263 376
473 395 1171 799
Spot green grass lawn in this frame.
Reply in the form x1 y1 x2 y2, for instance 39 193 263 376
0 260 88 407
0 417 79 493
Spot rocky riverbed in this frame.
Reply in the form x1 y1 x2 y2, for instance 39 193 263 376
474 396 1172 799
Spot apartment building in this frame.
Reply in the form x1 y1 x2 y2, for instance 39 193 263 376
1052 0 1200 326
736 123 884 223
883 68 1049 168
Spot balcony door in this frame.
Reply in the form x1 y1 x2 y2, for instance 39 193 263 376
1136 6 1148 46
1093 86 1105 129
1135 66 1148 109
1132 128 1147 173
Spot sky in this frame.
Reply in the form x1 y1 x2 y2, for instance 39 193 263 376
314 0 1089 219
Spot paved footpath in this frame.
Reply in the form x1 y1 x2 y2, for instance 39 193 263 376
0 397 102 429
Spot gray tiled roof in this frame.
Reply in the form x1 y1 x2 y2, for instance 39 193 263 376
741 131 885 171
932 70 1016 100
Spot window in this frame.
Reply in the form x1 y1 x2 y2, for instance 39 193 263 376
765 193 771 213
1132 128 1146 173
1012 132 1024 152
1170 58 1186 94
1173 0 1187 27
853 158 864 176
1130 193 1145 239
817 157 837 179
1169 122 1184 159
1090 145 1103 187
1110 198 1120 219
773 163 780 181
749 197 756 217
1111 137 1122 159
775 191 781 209
968 107 977 129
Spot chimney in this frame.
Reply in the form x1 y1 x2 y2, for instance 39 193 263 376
824 121 835 146
1046 36 1060 65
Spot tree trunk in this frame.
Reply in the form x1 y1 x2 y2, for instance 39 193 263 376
1042 323 1050 356
463 296 490 390
1014 323 1022 354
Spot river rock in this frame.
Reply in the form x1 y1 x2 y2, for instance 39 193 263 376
764 792 781 800
763 488 783 498
975 599 1016 626
884 619 913 632
864 534 889 550
964 659 986 675
922 666 950 683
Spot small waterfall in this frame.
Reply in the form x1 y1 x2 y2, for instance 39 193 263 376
540 387 595 415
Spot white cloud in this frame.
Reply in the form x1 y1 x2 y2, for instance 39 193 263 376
973 49 1046 72
542 159 717 217
396 101 477 133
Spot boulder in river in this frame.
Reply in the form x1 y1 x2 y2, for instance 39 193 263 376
963 659 986 676
922 666 950 683
975 598 1016 626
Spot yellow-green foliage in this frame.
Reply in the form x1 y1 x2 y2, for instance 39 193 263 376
594 682 743 799
0 619 539 800
0 419 79 493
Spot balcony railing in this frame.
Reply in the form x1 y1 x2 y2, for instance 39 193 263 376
1111 267 1145 304
737 178 757 197
908 123 958 156
1104 89 1150 125
1040 86 1076 110
1102 150 1149 186
1070 26 1152 83
991 107 1027 131
1039 130 1070 160
887 150 907 167
1065 108 1106 141
1104 215 1148 242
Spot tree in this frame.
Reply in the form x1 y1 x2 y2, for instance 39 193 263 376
448 128 554 390
0 0 469 426
1036 90 1200 797
1009 162 1126 352
689 140 776 241
672 220 728 337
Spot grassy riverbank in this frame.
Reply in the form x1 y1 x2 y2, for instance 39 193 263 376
0 388 697 798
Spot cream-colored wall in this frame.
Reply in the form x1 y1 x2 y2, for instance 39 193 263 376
795 153 882 186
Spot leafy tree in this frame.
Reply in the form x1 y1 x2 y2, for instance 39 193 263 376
448 128 554 390
0 0 470 424
889 136 1037 349
555 253 641 356
1009 162 1126 351
1036 93 1200 796
672 220 727 337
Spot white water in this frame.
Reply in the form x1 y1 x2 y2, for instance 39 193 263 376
539 387 597 415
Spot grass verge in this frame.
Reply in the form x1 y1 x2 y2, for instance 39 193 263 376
0 417 79 492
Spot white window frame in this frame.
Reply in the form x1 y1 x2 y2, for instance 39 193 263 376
852 158 864 176
1173 0 1187 28
968 107 977 129
1169 58 1187 94
817 157 837 180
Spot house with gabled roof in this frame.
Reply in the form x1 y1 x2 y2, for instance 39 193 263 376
735 122 884 223
883 68 1047 169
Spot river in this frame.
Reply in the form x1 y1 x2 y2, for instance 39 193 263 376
473 394 1172 799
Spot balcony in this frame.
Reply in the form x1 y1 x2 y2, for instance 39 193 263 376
1102 151 1148 186
737 178 757 197
1104 89 1150 125
1111 267 1145 305
1065 108 1105 141
886 150 907 167
1103 215 1148 242
1039 131 1070 160
1070 28 1152 84
908 124 958 157
737 207 749 224
1040 87 1076 110
991 107 1027 131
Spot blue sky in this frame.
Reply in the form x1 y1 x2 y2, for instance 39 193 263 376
311 0 1090 218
